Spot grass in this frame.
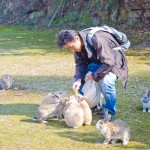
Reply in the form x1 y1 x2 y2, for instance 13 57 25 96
0 25 150 150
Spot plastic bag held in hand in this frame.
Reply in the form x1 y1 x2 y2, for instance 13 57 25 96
82 72 103 108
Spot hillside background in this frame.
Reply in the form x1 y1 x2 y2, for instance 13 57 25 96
0 0 150 31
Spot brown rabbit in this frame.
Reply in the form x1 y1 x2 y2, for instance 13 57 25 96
40 90 66 105
96 112 130 146
75 94 92 125
33 101 66 124
32 90 67 124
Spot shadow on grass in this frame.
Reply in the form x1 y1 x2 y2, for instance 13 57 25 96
57 130 101 144
2 75 73 93
57 130 150 149
123 144 150 150
0 103 38 117
0 26 71 56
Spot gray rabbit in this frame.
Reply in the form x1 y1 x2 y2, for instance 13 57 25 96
32 90 67 124
141 90 150 112
96 112 130 146
41 90 66 105
1 74 14 90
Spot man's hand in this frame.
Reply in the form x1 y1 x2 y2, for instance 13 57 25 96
72 79 81 94
86 71 93 80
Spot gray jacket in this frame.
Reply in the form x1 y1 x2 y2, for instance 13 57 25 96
74 29 128 88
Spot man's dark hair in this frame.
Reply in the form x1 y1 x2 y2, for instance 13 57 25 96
57 30 78 48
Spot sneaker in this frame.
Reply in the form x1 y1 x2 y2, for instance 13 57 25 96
91 106 105 115
91 106 99 114
97 108 105 115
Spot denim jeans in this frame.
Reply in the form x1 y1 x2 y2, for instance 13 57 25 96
79 62 117 115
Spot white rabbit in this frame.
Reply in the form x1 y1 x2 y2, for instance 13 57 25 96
75 94 92 125
63 95 84 128
96 112 130 146
141 90 150 112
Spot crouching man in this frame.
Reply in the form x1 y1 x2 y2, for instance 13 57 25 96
57 27 129 121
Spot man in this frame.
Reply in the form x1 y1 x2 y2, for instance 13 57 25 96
57 27 128 120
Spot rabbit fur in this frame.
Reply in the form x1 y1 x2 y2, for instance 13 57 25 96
63 95 84 128
141 90 150 112
33 90 67 124
1 74 14 90
75 94 92 125
40 90 66 105
96 112 130 146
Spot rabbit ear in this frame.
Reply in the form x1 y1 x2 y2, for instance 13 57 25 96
82 95 88 100
79 94 87 101
104 111 111 122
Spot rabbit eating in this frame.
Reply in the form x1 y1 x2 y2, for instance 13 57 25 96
32 90 67 124
96 112 130 146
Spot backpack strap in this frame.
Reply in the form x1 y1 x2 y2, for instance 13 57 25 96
86 25 130 52
86 26 114 46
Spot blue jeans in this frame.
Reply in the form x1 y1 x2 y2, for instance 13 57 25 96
79 63 117 115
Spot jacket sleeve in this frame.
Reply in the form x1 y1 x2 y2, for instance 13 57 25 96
74 51 88 81
91 32 116 82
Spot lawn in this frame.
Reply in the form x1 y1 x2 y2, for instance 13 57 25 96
0 26 150 150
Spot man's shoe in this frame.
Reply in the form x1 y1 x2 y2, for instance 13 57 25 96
91 106 105 115
97 108 105 115
91 106 99 114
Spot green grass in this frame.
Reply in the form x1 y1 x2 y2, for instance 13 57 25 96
0 25 150 150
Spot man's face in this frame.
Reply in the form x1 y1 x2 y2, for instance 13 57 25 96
64 36 82 52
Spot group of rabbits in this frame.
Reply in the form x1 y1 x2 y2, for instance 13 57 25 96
32 89 150 146
33 91 92 129
1 74 149 146
32 90 130 146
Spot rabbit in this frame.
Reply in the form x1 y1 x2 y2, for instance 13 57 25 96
141 90 150 112
32 91 67 124
75 94 92 125
33 101 66 124
96 112 130 146
63 95 84 128
40 90 66 105
1 74 14 90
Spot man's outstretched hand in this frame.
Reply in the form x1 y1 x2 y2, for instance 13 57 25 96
72 79 81 95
